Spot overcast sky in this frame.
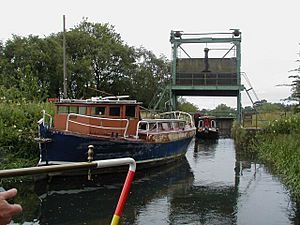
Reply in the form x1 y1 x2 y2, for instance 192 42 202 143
1 0 299 109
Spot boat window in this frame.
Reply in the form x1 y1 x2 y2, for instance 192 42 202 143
94 106 106 115
69 106 78 114
139 123 147 130
172 122 179 129
58 106 68 114
125 105 136 117
158 123 163 130
149 123 156 131
109 106 120 116
79 107 86 115
179 122 185 129
211 120 216 128
162 123 170 130
199 120 203 128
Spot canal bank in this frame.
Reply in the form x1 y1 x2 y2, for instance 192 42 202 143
232 117 300 200
1 138 299 225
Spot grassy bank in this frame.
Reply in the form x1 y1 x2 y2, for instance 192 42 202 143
254 117 300 198
233 117 300 199
0 99 53 169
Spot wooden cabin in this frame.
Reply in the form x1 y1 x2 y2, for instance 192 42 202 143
53 98 141 138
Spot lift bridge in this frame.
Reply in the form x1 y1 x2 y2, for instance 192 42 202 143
164 29 244 122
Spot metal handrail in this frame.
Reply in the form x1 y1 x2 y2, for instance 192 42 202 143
135 116 195 139
65 113 130 137
175 73 238 86
41 110 53 128
135 121 150 139
0 157 136 225
0 158 136 178
159 111 195 127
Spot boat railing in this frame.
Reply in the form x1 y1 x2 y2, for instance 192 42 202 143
0 156 136 225
66 113 130 137
158 111 195 127
135 121 150 139
38 110 53 128
135 119 193 139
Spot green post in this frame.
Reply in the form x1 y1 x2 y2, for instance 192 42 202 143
169 30 243 118
237 92 242 123
235 35 242 123
170 31 178 110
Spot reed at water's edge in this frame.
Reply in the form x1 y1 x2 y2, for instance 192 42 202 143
232 117 300 199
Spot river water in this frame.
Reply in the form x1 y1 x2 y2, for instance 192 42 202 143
3 138 299 225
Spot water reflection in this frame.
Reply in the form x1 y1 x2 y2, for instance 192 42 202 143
194 138 218 158
186 138 238 224
1 138 299 225
5 157 194 225
169 185 238 224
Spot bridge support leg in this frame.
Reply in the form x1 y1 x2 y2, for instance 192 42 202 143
171 94 177 110
237 92 242 124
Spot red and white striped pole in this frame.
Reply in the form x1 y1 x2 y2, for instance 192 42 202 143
108 159 136 225
0 157 136 225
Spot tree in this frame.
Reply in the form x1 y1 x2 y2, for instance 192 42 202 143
0 18 171 104
255 101 284 113
0 35 61 100
177 98 199 112
287 46 300 103
131 47 170 108
71 19 136 98
0 41 4 84
210 103 236 117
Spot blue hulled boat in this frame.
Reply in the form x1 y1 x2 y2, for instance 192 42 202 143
37 96 195 169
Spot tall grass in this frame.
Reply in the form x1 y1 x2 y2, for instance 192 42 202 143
254 116 300 199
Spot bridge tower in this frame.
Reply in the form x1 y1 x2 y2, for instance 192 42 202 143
169 30 243 122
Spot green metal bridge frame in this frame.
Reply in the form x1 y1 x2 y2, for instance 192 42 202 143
169 30 243 123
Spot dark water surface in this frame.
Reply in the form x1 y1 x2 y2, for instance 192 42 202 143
3 138 299 225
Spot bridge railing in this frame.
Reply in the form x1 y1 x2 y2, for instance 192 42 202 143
175 73 238 86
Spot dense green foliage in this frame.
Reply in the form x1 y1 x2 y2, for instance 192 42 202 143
243 100 290 115
255 102 285 113
288 49 300 101
210 103 236 116
0 19 170 108
0 87 53 169
231 122 248 149
254 116 300 198
177 98 199 112
197 103 236 117
233 115 300 199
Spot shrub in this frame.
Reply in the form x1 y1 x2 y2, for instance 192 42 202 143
0 99 54 169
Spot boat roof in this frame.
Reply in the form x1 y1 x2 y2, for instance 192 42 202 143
142 119 186 123
55 95 141 105
198 115 216 119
